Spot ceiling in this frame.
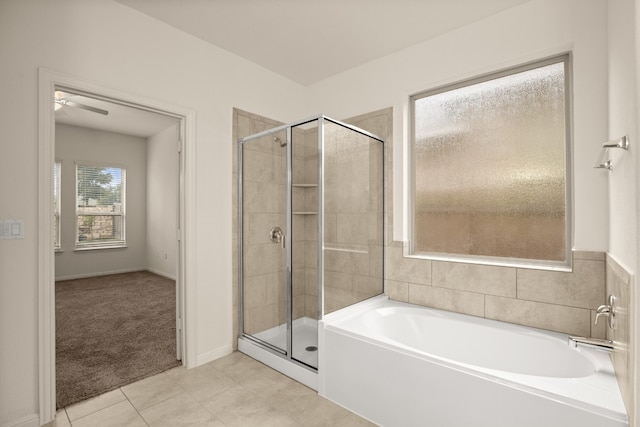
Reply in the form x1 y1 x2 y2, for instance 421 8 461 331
114 0 531 86
55 91 179 138
57 1 530 136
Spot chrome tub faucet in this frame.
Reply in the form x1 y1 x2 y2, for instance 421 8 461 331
568 336 614 350
568 294 616 351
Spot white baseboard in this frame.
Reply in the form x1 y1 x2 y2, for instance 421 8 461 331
195 344 233 367
55 268 176 282
145 267 176 281
55 267 145 281
1 414 39 427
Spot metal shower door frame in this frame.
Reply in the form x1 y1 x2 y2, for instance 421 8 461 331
237 114 385 371
237 122 295 360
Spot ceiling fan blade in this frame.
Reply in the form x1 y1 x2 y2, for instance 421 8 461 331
64 100 109 115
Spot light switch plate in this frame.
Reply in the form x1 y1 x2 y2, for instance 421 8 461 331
0 219 24 239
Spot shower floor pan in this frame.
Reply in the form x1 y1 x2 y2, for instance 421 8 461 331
238 317 318 390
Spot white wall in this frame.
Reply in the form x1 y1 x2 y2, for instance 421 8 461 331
608 1 639 423
308 0 610 252
55 124 148 280
146 123 179 279
608 0 638 272
0 0 306 424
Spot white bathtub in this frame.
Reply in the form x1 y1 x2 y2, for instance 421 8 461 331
319 296 628 427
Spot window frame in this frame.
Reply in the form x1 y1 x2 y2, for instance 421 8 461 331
74 161 127 250
408 54 573 271
54 161 61 252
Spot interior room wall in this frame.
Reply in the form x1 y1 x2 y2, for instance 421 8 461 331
606 0 638 422
307 0 610 318
308 0 609 254
307 0 636 416
54 124 147 280
0 0 307 424
146 123 179 280
308 0 637 421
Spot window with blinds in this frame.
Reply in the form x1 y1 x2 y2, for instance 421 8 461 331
75 163 126 249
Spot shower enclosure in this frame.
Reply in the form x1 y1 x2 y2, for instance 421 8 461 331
237 115 384 388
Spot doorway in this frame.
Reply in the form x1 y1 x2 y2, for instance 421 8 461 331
38 69 195 424
54 89 180 408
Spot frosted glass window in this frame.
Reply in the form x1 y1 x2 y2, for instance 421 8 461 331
411 56 570 265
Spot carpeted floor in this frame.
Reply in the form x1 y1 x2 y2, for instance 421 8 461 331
55 270 180 409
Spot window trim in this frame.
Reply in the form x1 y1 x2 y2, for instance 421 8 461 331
54 161 61 252
407 53 573 271
75 161 127 250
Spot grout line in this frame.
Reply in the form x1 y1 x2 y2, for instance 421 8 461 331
60 408 71 426
120 387 150 427
67 397 128 425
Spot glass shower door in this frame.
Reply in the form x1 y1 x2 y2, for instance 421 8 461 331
240 129 289 354
290 120 319 369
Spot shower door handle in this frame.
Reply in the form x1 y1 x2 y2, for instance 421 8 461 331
269 226 285 248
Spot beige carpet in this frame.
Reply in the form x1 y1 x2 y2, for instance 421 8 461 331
55 270 180 409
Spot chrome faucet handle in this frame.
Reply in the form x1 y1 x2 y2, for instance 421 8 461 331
269 226 285 249
594 294 616 329
594 304 611 325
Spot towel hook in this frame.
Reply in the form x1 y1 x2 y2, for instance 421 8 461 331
594 135 630 170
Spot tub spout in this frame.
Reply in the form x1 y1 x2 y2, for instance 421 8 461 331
568 336 614 350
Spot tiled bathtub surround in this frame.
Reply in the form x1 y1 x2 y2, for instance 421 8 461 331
386 246 607 338
344 108 609 340
606 255 634 424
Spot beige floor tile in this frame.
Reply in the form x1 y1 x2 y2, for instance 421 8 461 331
140 393 223 427
121 371 185 411
71 400 147 427
277 393 353 427
257 376 318 411
202 385 297 427
59 352 375 427
65 389 126 421
213 355 308 397
207 351 259 371
333 411 379 427
164 362 239 402
42 410 71 427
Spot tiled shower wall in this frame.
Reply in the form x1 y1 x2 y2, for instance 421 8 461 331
233 109 386 345
322 121 384 314
293 127 319 320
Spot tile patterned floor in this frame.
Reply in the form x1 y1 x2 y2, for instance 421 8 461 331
45 351 377 427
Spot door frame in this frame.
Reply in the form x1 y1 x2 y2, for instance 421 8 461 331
38 68 197 423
